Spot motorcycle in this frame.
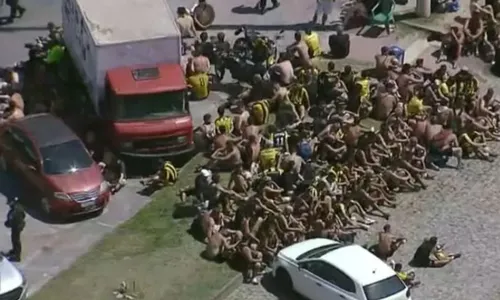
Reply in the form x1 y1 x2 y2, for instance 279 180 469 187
224 27 283 84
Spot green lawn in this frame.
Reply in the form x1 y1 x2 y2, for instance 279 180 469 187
31 154 237 300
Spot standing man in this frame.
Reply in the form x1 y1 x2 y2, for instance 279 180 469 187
6 0 26 23
313 0 335 26
3 197 25 262
255 0 280 14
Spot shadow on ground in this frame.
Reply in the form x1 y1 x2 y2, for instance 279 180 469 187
260 272 302 300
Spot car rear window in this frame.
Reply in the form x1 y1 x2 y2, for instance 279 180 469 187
363 275 406 300
40 140 93 175
296 244 344 261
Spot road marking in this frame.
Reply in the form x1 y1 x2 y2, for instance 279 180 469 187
19 249 43 269
95 221 114 228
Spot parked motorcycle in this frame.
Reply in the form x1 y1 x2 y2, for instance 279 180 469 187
224 27 284 84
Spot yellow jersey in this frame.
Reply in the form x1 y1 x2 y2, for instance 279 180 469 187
407 96 424 117
187 73 210 100
214 116 233 134
251 100 270 125
259 148 279 170
289 86 310 110
163 161 178 185
304 32 321 57
397 272 408 281
356 78 370 99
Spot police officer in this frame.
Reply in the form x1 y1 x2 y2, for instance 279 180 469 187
4 197 25 262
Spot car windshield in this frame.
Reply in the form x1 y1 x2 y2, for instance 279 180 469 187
40 140 93 175
296 244 344 261
115 90 187 121
363 275 406 300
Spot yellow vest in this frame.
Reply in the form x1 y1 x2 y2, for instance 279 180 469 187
304 32 321 57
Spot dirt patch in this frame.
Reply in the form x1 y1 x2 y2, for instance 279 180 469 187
30 154 237 300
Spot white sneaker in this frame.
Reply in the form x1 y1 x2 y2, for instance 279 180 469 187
365 218 376 225
389 260 396 269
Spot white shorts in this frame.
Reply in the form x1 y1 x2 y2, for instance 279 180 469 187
316 0 334 15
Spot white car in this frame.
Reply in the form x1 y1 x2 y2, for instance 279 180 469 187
0 255 28 299
272 238 411 300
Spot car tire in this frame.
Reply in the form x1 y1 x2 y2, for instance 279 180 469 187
275 268 293 292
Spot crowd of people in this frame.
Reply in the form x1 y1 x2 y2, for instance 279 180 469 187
178 27 498 285
438 0 500 68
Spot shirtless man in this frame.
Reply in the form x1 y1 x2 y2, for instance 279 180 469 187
205 230 243 261
4 92 24 122
213 126 240 151
286 32 312 69
268 57 295 86
209 140 243 171
228 164 250 195
374 224 406 262
200 206 226 241
396 63 424 102
372 84 398 121
464 11 485 56
374 46 397 79
189 50 211 74
233 102 250 136
241 243 264 284
277 205 306 245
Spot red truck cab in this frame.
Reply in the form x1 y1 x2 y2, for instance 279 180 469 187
101 63 194 158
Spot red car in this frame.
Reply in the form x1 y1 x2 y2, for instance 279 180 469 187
0 114 110 217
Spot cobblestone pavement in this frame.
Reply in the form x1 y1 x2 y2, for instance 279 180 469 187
222 18 500 300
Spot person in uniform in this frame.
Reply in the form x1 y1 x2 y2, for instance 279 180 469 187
3 197 25 262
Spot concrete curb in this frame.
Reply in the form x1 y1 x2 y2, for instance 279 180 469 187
400 20 444 34
210 273 243 300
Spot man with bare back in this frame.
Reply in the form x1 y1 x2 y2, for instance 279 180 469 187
228 164 250 195
373 84 398 121
374 46 397 79
374 224 406 262
205 230 243 261
209 140 243 171
396 63 424 103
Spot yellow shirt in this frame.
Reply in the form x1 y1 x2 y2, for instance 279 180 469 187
259 148 278 170
397 272 408 281
251 100 270 125
438 82 449 96
304 32 321 57
187 73 209 100
214 116 233 134
357 78 370 99
163 161 178 185
407 96 424 117
289 86 310 109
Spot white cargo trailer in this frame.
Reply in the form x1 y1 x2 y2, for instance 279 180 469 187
58 0 195 159
61 0 182 112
